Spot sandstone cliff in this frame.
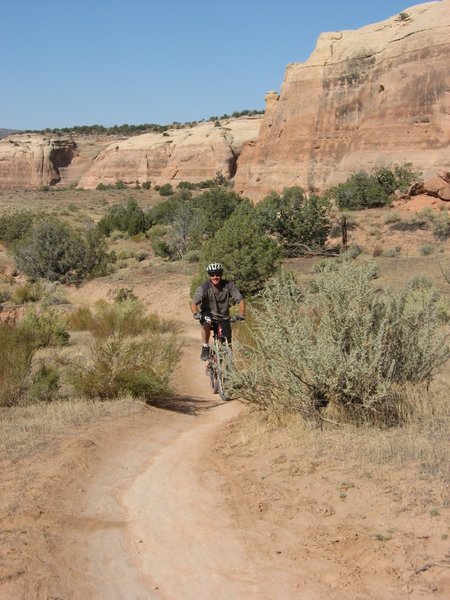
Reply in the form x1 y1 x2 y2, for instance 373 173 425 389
0 134 77 189
77 117 261 189
235 0 450 201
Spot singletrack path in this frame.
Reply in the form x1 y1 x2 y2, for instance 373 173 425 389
56 324 285 600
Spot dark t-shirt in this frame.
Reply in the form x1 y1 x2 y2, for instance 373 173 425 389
192 280 243 319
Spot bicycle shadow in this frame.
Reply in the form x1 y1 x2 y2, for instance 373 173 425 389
147 394 224 415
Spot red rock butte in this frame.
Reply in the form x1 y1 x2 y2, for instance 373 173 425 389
0 1 449 200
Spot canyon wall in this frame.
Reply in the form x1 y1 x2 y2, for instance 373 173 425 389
1 2 449 198
0 134 77 190
77 117 261 189
235 0 450 200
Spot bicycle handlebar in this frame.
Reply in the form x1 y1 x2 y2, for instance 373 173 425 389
194 313 244 323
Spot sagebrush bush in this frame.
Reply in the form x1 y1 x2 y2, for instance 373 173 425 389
69 332 181 401
234 261 449 426
66 299 179 337
18 307 69 347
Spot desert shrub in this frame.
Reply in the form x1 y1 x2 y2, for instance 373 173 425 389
18 307 69 347
383 211 401 224
12 282 44 304
419 243 435 256
407 274 433 291
390 216 427 231
189 188 243 242
147 195 185 226
26 363 60 403
66 298 179 337
0 287 11 303
199 203 280 296
159 183 174 196
0 324 35 406
69 332 180 401
233 260 448 426
256 187 331 256
0 211 34 244
381 246 401 257
149 225 182 260
432 212 450 240
13 219 112 283
183 249 201 263
97 198 150 237
343 244 364 259
177 181 196 190
330 164 420 210
135 251 148 262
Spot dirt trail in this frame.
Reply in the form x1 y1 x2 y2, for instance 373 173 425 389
2 275 449 599
48 325 288 599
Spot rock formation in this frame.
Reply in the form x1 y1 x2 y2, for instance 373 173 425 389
77 118 261 189
235 0 450 201
0 134 77 189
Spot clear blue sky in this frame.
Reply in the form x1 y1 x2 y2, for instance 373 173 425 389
2 0 424 130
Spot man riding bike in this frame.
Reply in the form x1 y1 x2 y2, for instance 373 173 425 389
191 262 246 360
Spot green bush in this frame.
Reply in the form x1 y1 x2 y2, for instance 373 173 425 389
18 307 69 347
69 332 181 401
27 363 60 403
330 164 420 210
234 261 448 425
13 218 112 283
0 211 35 244
159 183 174 196
97 198 150 237
256 187 331 256
199 203 280 296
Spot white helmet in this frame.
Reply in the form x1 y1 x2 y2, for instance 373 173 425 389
206 262 223 274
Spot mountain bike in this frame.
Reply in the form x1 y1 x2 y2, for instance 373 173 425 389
203 315 242 401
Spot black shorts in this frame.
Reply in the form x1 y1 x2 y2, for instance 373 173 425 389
200 316 232 343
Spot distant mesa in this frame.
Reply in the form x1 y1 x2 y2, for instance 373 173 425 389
1 0 450 199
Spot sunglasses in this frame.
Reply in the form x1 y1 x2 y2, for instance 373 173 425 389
209 272 222 277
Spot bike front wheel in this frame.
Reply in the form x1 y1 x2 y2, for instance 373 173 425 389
217 345 233 401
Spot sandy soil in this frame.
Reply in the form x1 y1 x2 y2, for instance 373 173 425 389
1 274 449 599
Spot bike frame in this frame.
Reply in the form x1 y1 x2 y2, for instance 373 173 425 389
204 316 237 401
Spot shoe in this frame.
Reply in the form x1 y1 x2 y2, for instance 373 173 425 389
200 345 210 361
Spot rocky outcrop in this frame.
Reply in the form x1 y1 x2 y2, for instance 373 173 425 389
409 171 450 200
0 134 77 189
77 118 261 189
235 0 450 201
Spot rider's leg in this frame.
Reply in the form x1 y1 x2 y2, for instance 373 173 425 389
200 321 212 360
221 321 232 346
201 321 212 345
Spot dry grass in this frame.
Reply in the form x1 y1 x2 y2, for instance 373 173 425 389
235 377 449 508
0 397 139 461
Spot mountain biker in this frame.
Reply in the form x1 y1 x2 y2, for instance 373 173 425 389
191 262 245 361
